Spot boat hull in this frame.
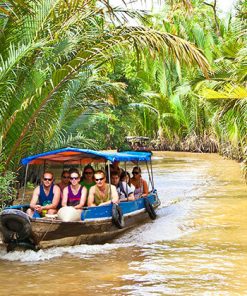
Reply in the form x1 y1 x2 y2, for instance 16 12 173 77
0 193 160 251
31 209 151 249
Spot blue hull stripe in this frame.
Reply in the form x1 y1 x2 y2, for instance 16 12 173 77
81 194 156 220
5 195 157 220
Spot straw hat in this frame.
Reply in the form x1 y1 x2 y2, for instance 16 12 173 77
57 206 81 222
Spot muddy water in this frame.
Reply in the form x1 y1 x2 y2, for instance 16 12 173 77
0 152 246 296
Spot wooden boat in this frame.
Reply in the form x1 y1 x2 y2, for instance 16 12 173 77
0 148 160 252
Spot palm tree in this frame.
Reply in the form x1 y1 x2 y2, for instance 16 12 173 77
0 0 210 171
199 15 247 160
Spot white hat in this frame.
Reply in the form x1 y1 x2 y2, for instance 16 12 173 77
57 206 81 222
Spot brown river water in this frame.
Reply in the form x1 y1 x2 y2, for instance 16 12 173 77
0 152 246 296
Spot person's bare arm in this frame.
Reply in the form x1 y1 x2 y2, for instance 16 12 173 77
126 183 135 200
61 186 69 207
111 185 119 203
88 186 96 207
30 186 40 211
141 179 148 197
75 187 87 209
127 193 135 200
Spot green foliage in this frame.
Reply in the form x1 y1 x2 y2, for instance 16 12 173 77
114 0 247 164
1 0 245 180
0 163 17 210
26 182 35 189
0 0 210 173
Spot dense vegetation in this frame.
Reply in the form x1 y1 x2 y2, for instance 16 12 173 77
0 0 246 186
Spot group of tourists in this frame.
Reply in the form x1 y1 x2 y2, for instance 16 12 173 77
26 162 149 218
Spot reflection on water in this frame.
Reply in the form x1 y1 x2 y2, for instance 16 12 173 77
0 152 246 295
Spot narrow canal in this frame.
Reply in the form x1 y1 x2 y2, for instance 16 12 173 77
0 152 246 295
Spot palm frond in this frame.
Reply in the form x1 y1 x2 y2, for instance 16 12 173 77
202 84 247 100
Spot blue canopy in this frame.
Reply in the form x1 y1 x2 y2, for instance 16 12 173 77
21 147 152 165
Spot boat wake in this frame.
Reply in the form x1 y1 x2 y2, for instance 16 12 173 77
115 199 196 244
0 242 135 262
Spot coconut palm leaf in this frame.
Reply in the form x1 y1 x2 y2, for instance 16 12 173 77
202 84 247 100
1 0 214 171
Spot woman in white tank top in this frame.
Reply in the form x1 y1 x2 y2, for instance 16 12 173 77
130 166 148 199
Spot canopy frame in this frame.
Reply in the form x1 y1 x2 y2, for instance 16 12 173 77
20 147 154 201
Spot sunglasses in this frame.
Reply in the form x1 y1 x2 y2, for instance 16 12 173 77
132 172 139 175
62 176 70 179
44 178 52 181
85 172 93 175
95 177 104 182
70 177 79 180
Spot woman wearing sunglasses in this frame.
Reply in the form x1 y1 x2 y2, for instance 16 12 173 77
62 168 87 209
80 165 96 204
88 170 119 206
130 166 148 199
